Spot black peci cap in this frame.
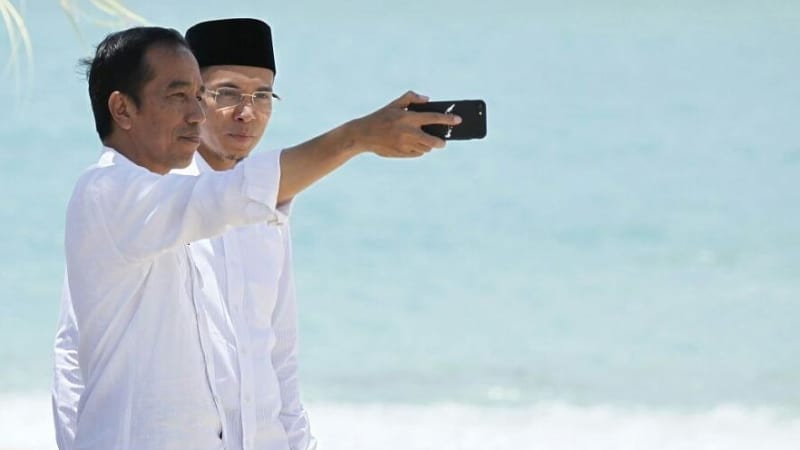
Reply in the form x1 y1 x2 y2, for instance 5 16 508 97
185 18 276 75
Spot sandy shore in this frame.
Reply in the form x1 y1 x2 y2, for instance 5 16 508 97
3 393 800 450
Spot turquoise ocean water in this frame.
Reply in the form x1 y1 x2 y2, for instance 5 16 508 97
1 1 799 448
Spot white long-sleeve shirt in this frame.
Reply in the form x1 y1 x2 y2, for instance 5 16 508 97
191 155 315 450
54 151 315 450
60 148 283 450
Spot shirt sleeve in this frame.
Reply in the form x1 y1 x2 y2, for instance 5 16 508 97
270 222 317 450
83 150 284 263
52 273 84 450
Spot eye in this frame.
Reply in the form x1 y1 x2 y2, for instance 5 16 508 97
217 88 239 96
214 88 239 103
253 92 273 101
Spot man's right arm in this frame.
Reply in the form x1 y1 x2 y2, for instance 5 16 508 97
78 150 285 263
276 91 461 204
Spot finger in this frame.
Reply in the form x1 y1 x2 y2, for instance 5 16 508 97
413 129 446 149
385 150 421 159
390 90 429 109
375 145 423 158
410 111 462 127
390 142 428 157
412 143 433 154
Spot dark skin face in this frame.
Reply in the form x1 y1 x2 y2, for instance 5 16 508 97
105 44 206 174
198 65 275 171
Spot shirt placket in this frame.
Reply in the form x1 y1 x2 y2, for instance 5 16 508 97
224 231 258 450
184 245 229 445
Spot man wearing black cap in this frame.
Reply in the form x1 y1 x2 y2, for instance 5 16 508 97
53 18 458 450
183 19 461 450
184 18 315 450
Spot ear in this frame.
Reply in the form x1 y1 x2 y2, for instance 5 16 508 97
107 91 136 131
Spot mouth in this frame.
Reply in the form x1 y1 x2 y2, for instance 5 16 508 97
228 133 255 139
179 135 201 143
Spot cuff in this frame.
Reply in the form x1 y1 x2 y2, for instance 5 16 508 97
242 150 284 225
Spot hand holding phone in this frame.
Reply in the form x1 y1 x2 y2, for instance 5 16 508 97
407 99 487 140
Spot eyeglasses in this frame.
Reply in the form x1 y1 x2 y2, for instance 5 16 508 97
206 87 281 111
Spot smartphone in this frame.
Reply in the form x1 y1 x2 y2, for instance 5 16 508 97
407 99 487 140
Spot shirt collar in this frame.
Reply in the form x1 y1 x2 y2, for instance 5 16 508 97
99 146 134 169
98 146 201 176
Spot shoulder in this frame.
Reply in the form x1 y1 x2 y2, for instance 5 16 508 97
69 151 157 209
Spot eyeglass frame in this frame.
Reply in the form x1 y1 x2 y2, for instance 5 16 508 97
205 87 282 110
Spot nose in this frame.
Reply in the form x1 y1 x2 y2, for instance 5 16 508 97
233 101 256 122
187 96 206 124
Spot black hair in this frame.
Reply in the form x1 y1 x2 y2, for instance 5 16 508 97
81 27 190 139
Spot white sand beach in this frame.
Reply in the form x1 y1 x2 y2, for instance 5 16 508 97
3 393 800 450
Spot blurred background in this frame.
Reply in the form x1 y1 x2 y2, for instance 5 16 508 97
1 1 799 448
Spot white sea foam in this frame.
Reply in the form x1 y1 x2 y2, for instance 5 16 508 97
3 393 800 450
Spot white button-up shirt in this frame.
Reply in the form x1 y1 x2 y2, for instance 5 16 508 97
191 156 315 450
59 148 283 450
54 151 315 450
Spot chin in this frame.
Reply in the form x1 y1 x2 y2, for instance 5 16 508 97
172 147 197 169
224 142 255 160
165 157 193 172
174 156 194 169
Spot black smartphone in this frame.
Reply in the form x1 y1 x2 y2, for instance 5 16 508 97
407 99 487 140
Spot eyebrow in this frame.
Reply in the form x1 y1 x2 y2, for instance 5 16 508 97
166 80 205 95
167 80 194 90
212 82 274 92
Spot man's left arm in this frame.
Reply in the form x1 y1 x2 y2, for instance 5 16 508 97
271 215 317 450
52 274 84 450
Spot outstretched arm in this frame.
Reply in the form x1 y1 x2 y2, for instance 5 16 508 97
71 150 284 263
277 91 461 203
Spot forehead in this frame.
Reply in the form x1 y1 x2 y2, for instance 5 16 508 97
201 65 275 87
143 44 203 88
